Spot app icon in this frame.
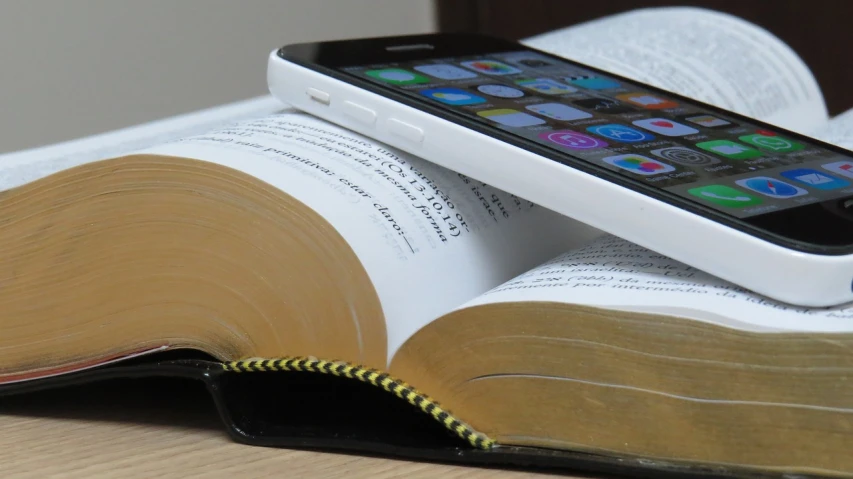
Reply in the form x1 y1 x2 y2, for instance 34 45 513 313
616 93 679 109
688 185 762 207
632 118 699 136
738 132 804 153
780 168 850 190
515 78 577 95
603 154 675 175
696 140 761 160
414 64 478 80
476 84 525 98
419 88 486 105
650 147 719 166
517 58 554 68
477 109 546 127
587 124 655 143
572 98 634 114
460 60 521 75
538 130 607 149
365 68 430 85
565 75 621 90
525 103 592 121
735 177 807 198
822 161 853 179
683 114 734 129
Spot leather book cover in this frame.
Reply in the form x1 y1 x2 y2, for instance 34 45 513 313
0 354 814 479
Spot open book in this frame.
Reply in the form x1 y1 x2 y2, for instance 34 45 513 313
1 7 852 478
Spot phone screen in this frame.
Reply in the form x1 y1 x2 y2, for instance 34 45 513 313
279 33 853 250
340 50 853 220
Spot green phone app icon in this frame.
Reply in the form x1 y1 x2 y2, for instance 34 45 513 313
365 68 430 85
738 133 804 153
695 140 762 160
688 185 762 207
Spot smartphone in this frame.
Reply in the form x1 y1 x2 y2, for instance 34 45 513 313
267 33 853 307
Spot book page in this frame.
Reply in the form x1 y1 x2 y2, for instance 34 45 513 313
810 107 853 151
523 7 828 133
464 235 853 333
139 113 600 361
0 96 288 191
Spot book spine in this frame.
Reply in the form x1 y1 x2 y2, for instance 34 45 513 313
219 356 494 450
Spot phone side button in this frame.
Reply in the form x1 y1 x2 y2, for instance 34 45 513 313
387 118 424 144
306 88 330 105
342 101 376 125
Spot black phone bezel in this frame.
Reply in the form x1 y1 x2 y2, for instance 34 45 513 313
277 33 853 255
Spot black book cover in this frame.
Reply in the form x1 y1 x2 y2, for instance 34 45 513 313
0 354 820 478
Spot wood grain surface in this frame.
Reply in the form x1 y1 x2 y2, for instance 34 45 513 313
0 376 579 479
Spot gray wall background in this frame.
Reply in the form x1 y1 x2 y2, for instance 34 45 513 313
0 0 436 153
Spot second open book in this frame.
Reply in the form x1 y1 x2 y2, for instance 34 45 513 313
1 7 852 477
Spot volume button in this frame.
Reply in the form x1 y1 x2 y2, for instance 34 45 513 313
387 118 424 144
342 101 376 125
306 87 330 105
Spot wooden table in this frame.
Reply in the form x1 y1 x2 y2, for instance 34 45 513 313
0 377 577 478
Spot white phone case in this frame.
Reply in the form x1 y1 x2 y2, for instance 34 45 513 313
267 51 853 307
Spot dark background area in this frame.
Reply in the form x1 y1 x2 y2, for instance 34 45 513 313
436 0 853 116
